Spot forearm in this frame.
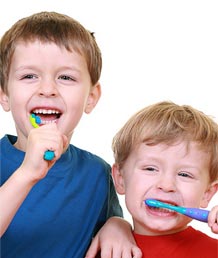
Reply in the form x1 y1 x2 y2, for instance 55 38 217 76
0 168 37 236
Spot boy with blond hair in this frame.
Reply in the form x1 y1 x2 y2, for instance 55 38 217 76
112 101 218 257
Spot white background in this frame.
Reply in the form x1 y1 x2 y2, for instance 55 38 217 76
0 0 217 239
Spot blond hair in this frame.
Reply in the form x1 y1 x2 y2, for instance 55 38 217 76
112 101 218 182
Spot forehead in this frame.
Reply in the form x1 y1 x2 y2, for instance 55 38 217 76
11 40 86 65
131 141 210 163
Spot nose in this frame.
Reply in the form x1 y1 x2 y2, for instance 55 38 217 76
38 80 58 97
156 174 176 193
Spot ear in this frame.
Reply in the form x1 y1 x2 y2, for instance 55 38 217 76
200 181 218 208
112 164 126 195
0 88 10 112
84 82 101 114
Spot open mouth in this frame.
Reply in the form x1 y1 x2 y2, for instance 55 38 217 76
145 199 178 215
31 109 62 125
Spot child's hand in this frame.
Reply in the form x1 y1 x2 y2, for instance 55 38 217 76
85 217 142 258
21 123 68 181
208 205 218 234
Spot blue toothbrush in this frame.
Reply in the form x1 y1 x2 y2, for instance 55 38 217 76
29 114 55 161
145 199 209 222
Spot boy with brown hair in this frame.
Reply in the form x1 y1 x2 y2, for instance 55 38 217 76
0 11 141 258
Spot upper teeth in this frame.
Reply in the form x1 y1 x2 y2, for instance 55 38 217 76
33 109 60 114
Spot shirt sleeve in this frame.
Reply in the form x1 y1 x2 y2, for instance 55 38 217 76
92 165 123 236
106 172 123 218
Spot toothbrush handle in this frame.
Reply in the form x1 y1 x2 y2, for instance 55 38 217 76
44 150 55 161
184 208 209 222
30 114 55 161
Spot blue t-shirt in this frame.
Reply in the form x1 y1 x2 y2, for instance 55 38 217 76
0 135 123 258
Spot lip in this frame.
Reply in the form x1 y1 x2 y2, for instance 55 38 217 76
155 199 178 206
30 106 62 113
145 198 179 206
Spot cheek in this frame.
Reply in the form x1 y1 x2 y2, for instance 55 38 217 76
64 91 89 113
7 89 32 128
9 94 27 118
181 185 207 207
124 176 146 204
8 87 27 106
124 180 147 220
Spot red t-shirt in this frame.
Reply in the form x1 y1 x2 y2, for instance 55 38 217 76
133 226 217 258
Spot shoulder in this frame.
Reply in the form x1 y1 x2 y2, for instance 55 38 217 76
69 144 109 163
0 134 17 145
0 134 19 158
68 143 111 172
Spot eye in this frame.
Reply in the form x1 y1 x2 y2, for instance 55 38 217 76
143 166 158 173
146 167 156 171
58 75 76 81
178 171 193 178
21 74 37 80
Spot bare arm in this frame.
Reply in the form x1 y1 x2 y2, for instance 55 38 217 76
0 168 38 236
0 124 68 236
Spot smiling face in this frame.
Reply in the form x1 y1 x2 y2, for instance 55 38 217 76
0 40 101 151
112 141 217 235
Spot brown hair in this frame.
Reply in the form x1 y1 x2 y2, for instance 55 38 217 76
112 101 218 182
0 11 102 94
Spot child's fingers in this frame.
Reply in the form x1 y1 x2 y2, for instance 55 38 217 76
208 206 218 234
131 247 143 258
208 206 218 225
211 224 218 234
84 236 100 258
22 124 67 180
85 240 142 258
120 247 142 258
